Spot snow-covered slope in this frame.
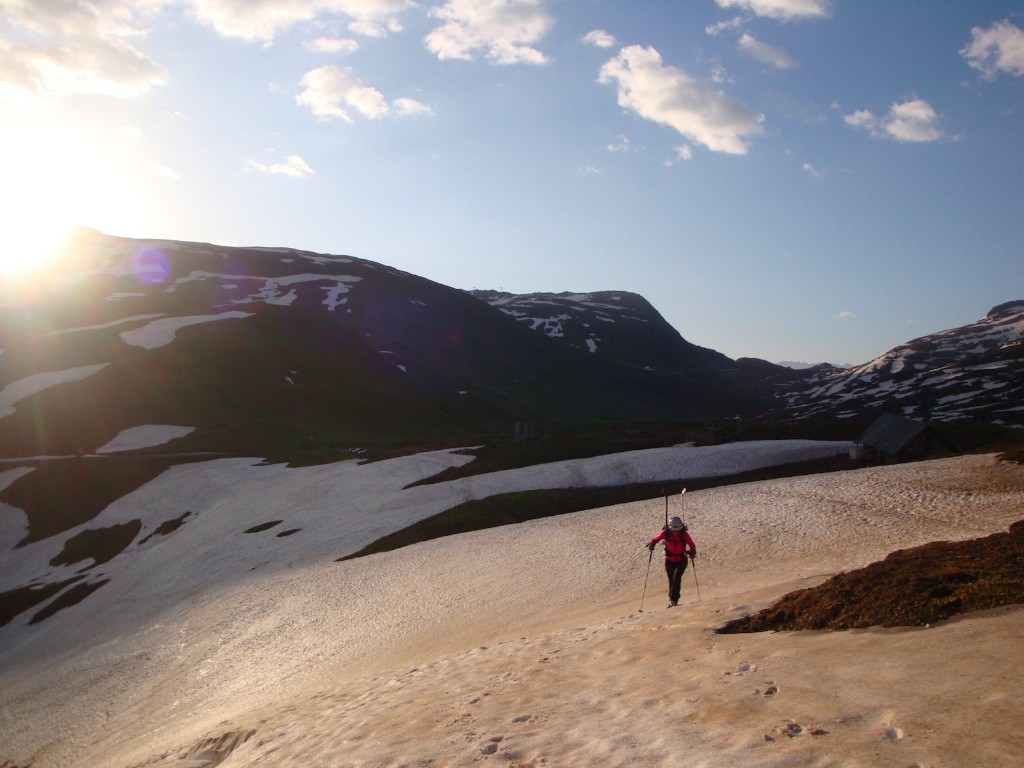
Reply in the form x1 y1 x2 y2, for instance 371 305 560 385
0 440 849 664
1 447 1021 768
778 301 1024 424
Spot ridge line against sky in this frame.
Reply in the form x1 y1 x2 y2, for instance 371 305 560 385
0 0 1022 365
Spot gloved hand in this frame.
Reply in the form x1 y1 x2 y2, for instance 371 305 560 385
646 542 655 552
689 552 697 559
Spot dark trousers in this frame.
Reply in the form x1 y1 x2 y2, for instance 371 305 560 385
665 557 689 603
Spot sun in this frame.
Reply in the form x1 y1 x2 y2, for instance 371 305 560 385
0 121 82 285
0 215 75 283
0 112 159 294
0 116 139 288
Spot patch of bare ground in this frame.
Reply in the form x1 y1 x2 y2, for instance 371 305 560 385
719 519 1024 632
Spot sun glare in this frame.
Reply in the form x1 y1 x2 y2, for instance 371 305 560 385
1 122 82 285
0 217 75 283
0 117 144 288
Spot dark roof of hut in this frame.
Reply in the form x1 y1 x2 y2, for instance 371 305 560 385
857 412 933 455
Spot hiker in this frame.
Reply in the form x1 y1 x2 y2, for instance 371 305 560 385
647 516 697 607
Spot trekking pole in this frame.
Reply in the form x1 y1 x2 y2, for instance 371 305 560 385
639 546 654 612
691 554 702 603
679 487 700 602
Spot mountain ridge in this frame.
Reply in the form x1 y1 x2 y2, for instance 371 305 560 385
2 229 1021 463
0 231 773 463
772 300 1024 424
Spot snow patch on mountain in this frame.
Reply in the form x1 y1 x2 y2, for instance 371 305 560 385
104 292 146 301
475 291 650 338
1 365 110 419
119 312 254 349
167 271 362 311
95 425 196 454
44 314 165 337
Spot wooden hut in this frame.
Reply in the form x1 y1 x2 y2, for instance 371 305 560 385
854 412 957 464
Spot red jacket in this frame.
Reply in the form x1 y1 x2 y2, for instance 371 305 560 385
649 528 696 562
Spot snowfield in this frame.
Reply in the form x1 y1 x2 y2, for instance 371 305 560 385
95 425 197 454
118 311 255 349
0 442 1022 768
0 364 110 419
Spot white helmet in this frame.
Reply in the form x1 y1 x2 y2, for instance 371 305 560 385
668 516 684 531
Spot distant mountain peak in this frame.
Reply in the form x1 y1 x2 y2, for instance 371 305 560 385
777 360 853 371
468 288 738 377
777 300 1024 424
987 300 1024 320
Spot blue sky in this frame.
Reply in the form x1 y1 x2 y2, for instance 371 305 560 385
1 0 1022 366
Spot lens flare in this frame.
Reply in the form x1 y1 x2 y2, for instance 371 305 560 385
131 248 170 285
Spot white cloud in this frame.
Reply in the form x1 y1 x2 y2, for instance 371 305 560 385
577 161 599 176
706 16 747 36
598 45 764 155
885 100 943 142
347 81 390 118
716 0 832 21
0 1 164 107
150 162 181 180
663 144 693 166
297 65 432 122
583 29 617 49
304 37 360 54
121 125 142 139
179 0 415 42
391 97 435 116
348 16 404 38
961 19 1024 80
246 155 315 177
802 162 823 179
844 99 944 143
738 33 798 69
844 109 874 129
838 311 855 319
606 134 642 153
424 0 554 65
